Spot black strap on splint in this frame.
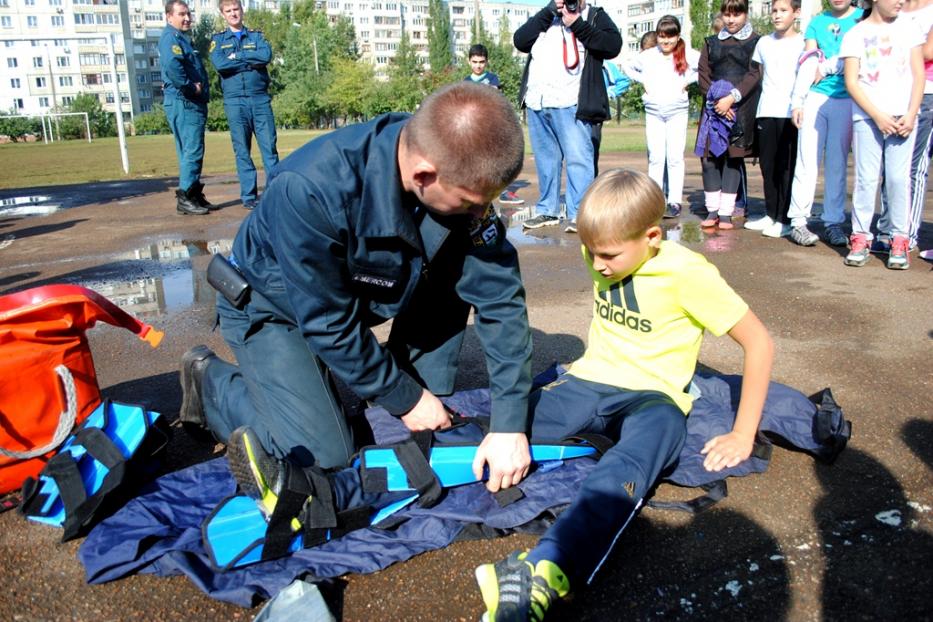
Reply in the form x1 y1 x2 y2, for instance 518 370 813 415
261 464 373 561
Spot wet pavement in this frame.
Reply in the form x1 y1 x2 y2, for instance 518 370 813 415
0 154 930 621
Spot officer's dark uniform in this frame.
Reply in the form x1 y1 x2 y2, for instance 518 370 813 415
210 27 279 207
159 23 209 205
200 114 533 468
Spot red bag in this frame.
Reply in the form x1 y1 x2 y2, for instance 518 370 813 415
0 285 163 494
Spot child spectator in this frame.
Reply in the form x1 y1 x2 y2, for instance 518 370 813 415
465 43 525 206
873 0 933 254
474 169 774 621
785 0 863 247
624 15 700 219
840 0 925 269
593 60 631 176
639 30 658 50
744 0 805 237
696 0 762 229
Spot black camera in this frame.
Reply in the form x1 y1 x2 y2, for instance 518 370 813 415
565 0 579 12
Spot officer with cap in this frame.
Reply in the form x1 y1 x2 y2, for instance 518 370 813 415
210 0 279 210
160 0 214 215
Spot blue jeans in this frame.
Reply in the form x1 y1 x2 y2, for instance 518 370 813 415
225 95 279 204
526 375 687 586
165 98 206 192
527 106 595 223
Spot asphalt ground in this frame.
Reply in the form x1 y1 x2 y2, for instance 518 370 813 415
0 153 930 621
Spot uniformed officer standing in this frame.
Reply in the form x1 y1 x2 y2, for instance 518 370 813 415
180 83 533 493
160 0 214 216
210 0 279 210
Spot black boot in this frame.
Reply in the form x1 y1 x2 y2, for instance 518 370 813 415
191 181 217 211
176 187 209 215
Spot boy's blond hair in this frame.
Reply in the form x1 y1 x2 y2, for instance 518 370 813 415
218 0 241 8
577 169 665 246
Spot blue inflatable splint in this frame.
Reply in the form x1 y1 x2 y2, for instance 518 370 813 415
77 372 849 607
20 399 167 541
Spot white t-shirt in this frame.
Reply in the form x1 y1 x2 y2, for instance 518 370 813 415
623 45 700 116
839 16 925 119
525 8 590 110
752 32 806 118
905 2 933 93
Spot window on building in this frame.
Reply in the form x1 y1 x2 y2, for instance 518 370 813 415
74 13 94 25
50 0 63 5
6 58 17 68
138 88 151 98
14 98 24 110
115 53 125 65
25 0 35 6
33 56 43 68
4 41 13 47
39 96 49 107
1 16 12 28
59 76 73 86
27 16 38 28
10 78 20 88
56 56 69 67
83 73 101 85
150 71 160 82
137 73 147 83
35 77 46 87
62 95 74 105
52 15 64 27
96 13 120 25
0 0 10 8
134 44 144 54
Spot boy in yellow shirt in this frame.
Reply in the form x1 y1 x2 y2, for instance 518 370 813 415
475 169 774 621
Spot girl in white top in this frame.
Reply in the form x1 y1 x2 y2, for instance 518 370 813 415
840 0 925 269
624 15 700 216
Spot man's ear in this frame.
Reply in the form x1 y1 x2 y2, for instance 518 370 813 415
411 158 438 189
646 225 663 248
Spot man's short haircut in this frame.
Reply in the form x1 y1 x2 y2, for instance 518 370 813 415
165 0 188 15
405 82 524 193
577 169 665 246
720 0 749 15
468 43 489 59
218 0 242 9
773 0 802 10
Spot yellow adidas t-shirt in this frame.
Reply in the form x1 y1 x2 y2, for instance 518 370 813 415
569 240 749 414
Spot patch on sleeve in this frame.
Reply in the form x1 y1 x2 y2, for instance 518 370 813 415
209 40 216 53
469 205 500 247
171 44 182 55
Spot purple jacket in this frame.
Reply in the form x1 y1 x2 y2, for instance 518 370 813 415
694 79 735 158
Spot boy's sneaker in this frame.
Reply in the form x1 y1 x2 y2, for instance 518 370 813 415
762 221 791 238
226 426 286 517
499 190 525 205
790 225 819 247
871 234 892 255
844 234 871 267
564 221 577 234
744 215 773 231
663 203 682 218
886 235 910 270
824 224 848 247
522 215 560 230
475 551 570 622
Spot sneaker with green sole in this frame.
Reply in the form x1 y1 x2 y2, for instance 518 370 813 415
475 550 570 622
844 234 870 267
886 235 910 270
226 426 287 518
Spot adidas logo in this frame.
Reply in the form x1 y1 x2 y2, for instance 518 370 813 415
595 299 652 333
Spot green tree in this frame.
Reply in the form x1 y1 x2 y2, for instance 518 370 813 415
191 12 223 100
242 7 293 95
323 56 377 122
133 104 170 134
0 112 42 142
66 93 115 138
427 0 452 72
388 32 425 112
690 0 712 49
490 15 522 105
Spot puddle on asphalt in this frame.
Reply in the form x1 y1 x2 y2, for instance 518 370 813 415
0 195 63 218
83 238 233 318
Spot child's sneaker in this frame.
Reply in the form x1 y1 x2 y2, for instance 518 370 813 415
226 426 286 517
522 215 560 230
701 212 719 227
744 215 773 231
824 224 848 247
564 221 577 234
790 225 819 247
886 235 910 270
718 215 734 230
475 551 570 622
498 190 525 205
844 234 871 267
663 203 682 219
762 221 791 238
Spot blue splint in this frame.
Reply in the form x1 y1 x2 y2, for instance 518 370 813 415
20 400 165 540
203 441 598 571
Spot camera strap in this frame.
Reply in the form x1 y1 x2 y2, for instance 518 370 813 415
562 28 579 71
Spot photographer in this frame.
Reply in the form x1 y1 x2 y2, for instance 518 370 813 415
514 0 622 233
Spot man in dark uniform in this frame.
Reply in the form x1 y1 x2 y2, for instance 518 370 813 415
181 82 533 492
159 0 214 215
210 0 279 210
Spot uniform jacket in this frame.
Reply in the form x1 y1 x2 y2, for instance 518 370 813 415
231 114 532 432
159 24 209 104
514 1 622 122
209 27 272 98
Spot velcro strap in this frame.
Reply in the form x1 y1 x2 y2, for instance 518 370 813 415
493 486 524 507
58 426 128 540
561 433 614 458
262 465 320 561
394 435 443 508
647 479 728 514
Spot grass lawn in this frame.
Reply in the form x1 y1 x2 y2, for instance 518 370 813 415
0 120 697 190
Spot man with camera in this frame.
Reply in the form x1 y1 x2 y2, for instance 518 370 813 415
514 0 622 234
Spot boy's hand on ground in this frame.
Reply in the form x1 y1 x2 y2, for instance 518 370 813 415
472 432 531 492
400 389 452 432
701 431 754 472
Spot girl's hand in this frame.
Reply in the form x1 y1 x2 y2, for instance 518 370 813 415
791 108 804 129
896 114 916 137
874 113 899 137
714 94 735 117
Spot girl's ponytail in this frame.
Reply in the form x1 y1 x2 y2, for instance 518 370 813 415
673 39 687 75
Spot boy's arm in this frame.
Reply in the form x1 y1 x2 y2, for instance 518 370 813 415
701 310 774 472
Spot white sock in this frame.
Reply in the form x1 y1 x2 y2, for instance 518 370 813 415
719 193 737 217
704 191 721 213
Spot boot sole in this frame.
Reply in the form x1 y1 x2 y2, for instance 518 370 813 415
179 346 213 426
